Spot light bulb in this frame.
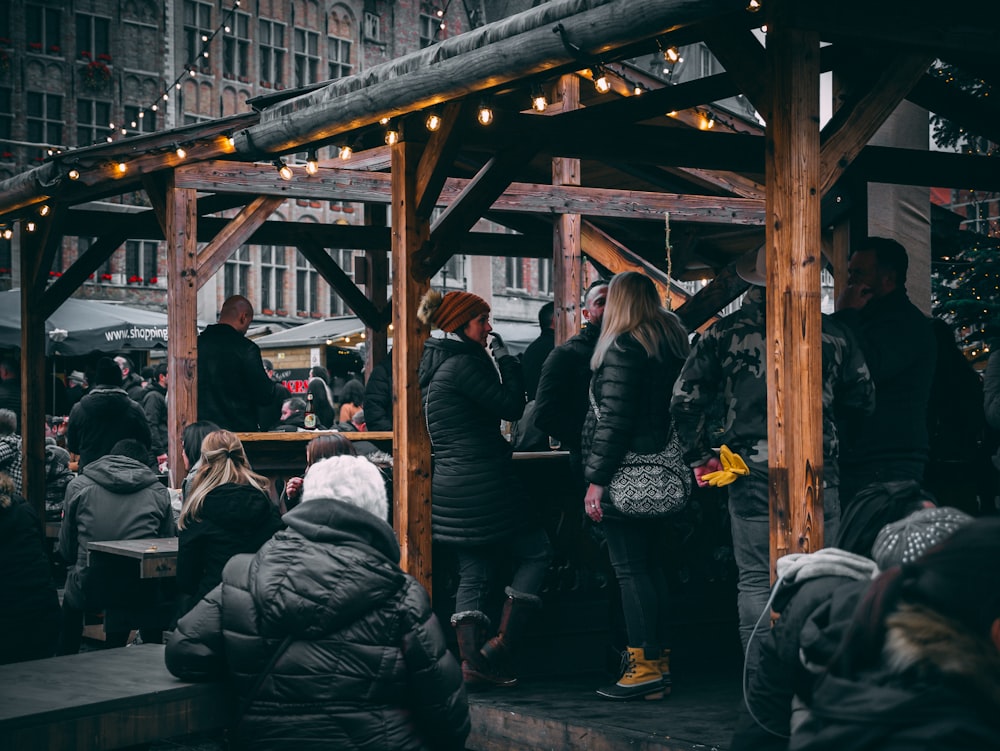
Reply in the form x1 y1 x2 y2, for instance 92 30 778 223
68 169 80 180
425 112 442 131
38 204 50 216
664 46 680 64
26 222 37 232
116 161 127 173
747 0 762 11
175 145 187 159
338 145 353 160
305 151 319 175
477 102 493 125
379 116 390 125
275 160 293 180
2 228 11 240
595 74 611 93
385 128 399 145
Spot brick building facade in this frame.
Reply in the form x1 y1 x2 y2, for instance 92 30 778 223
0 0 555 331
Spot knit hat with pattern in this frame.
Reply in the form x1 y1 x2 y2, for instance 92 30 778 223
417 289 490 333
871 506 974 570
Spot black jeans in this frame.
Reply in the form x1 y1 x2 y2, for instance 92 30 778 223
602 513 672 659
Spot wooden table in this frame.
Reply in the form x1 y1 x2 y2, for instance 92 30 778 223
0 644 229 750
88 538 179 579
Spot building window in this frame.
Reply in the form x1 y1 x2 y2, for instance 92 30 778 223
259 19 285 86
296 251 319 316
27 4 62 55
27 93 63 149
224 244 250 298
223 11 250 80
699 45 715 78
363 12 380 43
76 99 112 146
76 13 110 59
293 28 319 87
538 258 554 296
327 34 351 79
124 104 156 134
329 249 353 315
439 254 463 288
419 3 442 48
260 245 286 313
125 240 158 283
183 0 213 74
505 257 525 291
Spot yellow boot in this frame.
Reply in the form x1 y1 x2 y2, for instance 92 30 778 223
596 647 665 701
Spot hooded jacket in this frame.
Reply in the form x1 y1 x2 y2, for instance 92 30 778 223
177 482 282 604
166 497 470 751
790 604 1000 751
417 335 528 545
58 454 175 609
65 386 152 470
534 323 600 455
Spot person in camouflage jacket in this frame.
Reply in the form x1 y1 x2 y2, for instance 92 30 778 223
670 251 875 678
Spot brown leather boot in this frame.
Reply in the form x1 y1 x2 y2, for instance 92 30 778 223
478 588 542 688
450 611 511 689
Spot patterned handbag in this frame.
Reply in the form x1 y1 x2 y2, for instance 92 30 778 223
590 391 692 518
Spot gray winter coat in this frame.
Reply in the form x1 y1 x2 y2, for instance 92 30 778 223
59 454 175 609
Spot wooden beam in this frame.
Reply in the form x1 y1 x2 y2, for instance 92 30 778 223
853 146 1000 191
415 100 467 219
703 24 769 113
420 142 539 276
819 53 933 197
391 140 433 591
141 174 170 237
364 204 390 378
580 223 688 307
765 8 824 566
195 196 284 288
175 161 766 222
165 177 199 489
553 74 582 347
295 239 387 329
674 263 749 332
40 231 128 320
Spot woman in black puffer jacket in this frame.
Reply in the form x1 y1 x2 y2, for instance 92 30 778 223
176 430 282 614
166 455 470 751
581 272 690 702
417 289 553 689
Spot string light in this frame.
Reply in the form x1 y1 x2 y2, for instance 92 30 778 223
305 150 319 175
38 204 50 217
425 110 442 132
116 161 127 174
338 145 353 160
591 66 611 93
26 222 36 232
384 125 399 145
476 100 494 126
2 228 11 240
68 169 80 180
530 85 548 112
274 158 293 180
747 0 762 10
663 46 681 64
379 116 390 125
174 143 187 159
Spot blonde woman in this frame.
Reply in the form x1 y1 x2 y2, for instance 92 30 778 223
581 271 690 701
176 430 282 611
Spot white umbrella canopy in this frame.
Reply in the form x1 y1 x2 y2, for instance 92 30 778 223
0 289 170 355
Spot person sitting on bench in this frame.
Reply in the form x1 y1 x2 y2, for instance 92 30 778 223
57 438 175 654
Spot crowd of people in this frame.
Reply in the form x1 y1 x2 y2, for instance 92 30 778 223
3 245 1000 750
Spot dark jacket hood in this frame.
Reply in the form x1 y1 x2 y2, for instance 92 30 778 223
201 483 276 528
81 454 160 494
251 498 405 638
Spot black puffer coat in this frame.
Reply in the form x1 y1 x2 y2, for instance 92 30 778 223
166 498 470 751
418 336 527 545
0 496 59 664
582 333 684 491
363 355 393 432
176 483 282 605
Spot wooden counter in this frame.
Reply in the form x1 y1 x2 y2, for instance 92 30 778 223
236 430 392 475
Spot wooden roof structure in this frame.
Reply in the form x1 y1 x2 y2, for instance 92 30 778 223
2 0 998 590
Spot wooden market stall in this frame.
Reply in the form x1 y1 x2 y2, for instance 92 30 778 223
0 0 998 595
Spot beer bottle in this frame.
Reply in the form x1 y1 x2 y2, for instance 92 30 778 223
304 392 317 429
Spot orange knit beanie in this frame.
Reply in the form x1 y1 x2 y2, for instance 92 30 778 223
417 289 490 333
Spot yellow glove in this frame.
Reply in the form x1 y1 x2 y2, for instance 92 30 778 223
700 445 750 487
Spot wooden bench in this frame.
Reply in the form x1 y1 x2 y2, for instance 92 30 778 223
0 644 229 750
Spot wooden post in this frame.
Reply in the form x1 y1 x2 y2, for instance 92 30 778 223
765 5 824 573
553 74 582 346
391 139 433 593
165 176 199 489
19 224 52 521
365 204 389 377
